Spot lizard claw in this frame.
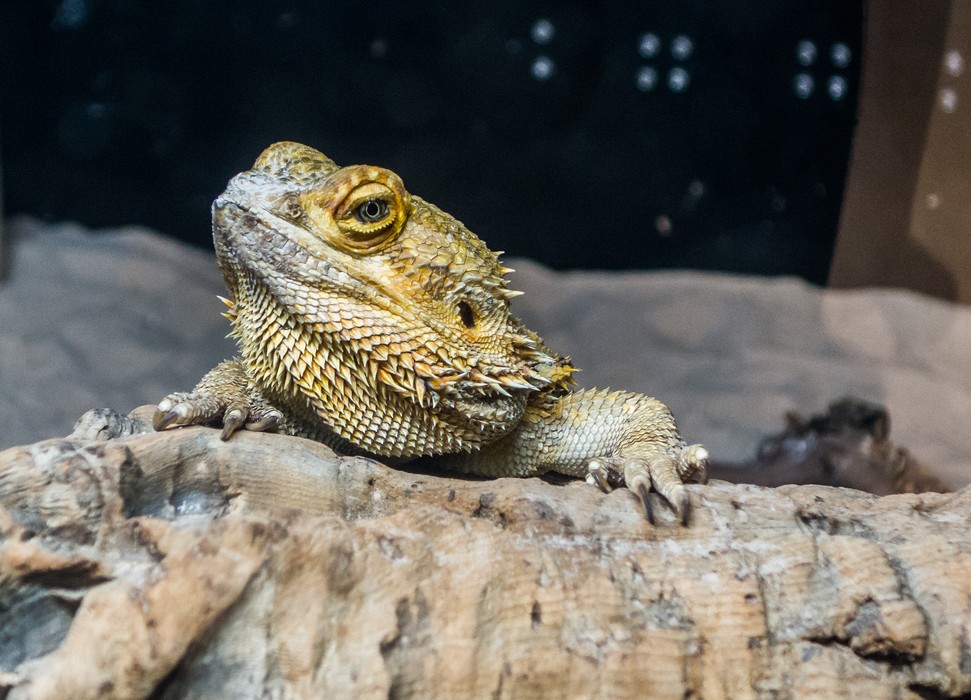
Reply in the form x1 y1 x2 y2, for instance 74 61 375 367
219 405 281 440
624 454 689 525
154 384 284 440
245 407 283 433
585 457 614 492
681 443 710 484
585 443 708 525
220 406 248 440
153 408 180 432
636 482 655 525
154 392 222 431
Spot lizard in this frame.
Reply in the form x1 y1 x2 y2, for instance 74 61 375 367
154 141 709 524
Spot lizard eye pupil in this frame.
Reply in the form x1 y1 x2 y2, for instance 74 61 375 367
355 198 390 224
457 301 475 328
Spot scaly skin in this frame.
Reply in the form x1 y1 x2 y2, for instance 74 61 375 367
155 142 708 523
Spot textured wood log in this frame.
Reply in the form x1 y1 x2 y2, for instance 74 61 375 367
0 407 969 699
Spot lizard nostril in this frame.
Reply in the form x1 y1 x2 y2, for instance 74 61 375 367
457 301 475 329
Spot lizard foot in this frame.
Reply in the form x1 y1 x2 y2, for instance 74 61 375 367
586 443 709 525
154 392 283 440
153 358 283 440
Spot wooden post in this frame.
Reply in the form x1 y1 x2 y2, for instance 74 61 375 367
829 0 968 300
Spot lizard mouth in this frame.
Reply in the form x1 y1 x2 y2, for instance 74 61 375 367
214 196 405 287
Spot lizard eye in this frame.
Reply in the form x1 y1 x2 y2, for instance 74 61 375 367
303 165 410 252
332 180 406 249
354 198 390 224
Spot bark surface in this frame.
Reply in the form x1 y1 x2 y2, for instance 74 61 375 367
0 407 968 699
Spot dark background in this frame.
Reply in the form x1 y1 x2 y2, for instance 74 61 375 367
1 1 861 282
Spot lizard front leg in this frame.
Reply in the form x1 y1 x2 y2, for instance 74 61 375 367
154 358 284 439
443 389 708 524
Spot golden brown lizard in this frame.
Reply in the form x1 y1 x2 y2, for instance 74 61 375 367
154 142 708 523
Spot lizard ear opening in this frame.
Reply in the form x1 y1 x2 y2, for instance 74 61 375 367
457 300 476 328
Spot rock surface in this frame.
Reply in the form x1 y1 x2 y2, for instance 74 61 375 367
0 408 969 699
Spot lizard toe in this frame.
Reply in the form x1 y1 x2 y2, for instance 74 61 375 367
583 453 691 524
622 452 692 526
680 443 710 484
154 392 223 431
220 405 249 440
585 457 617 492
220 404 285 440
245 407 283 433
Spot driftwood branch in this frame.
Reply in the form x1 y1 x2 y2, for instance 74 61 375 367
0 406 968 698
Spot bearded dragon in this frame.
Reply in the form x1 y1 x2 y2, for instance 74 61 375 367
154 142 708 523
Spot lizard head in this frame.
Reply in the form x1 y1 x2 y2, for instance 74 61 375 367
214 141 526 359
211 142 571 451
